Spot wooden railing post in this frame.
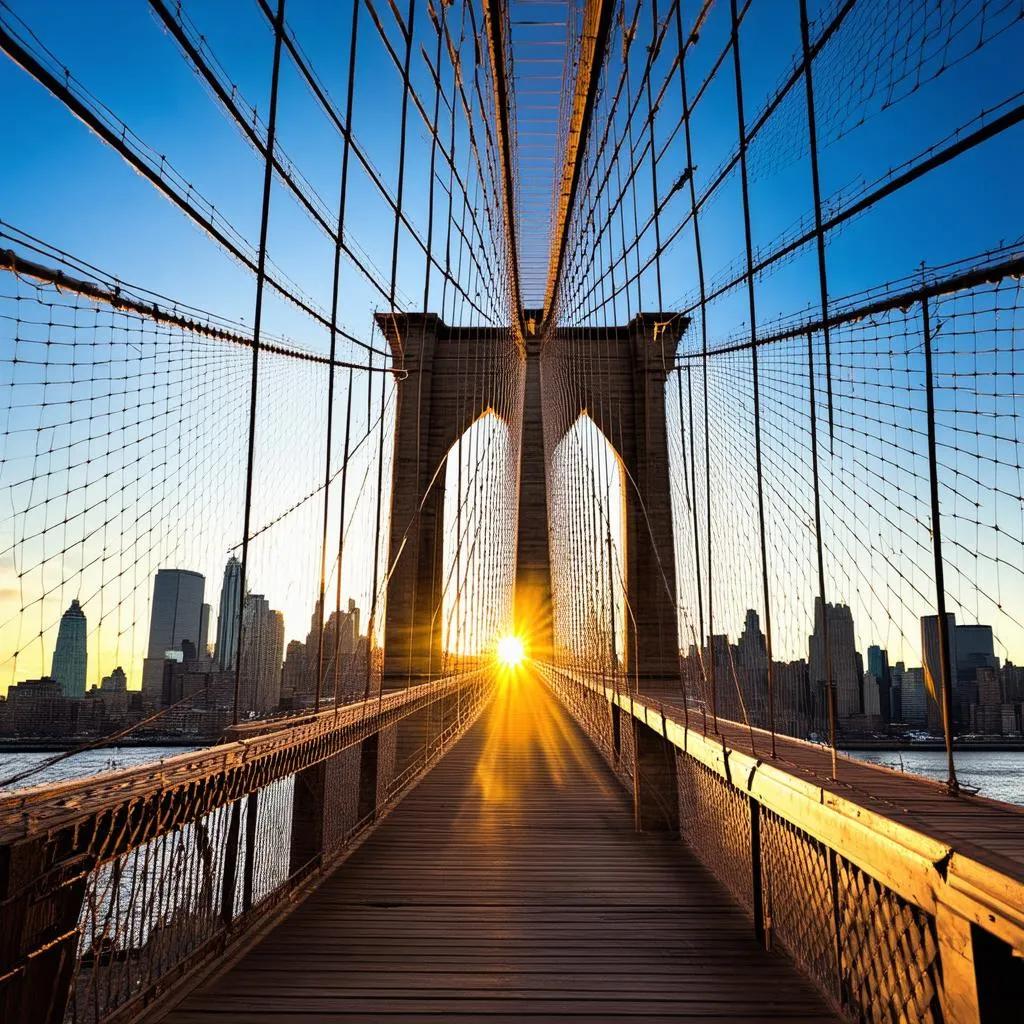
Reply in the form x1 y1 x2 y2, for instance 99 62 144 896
220 800 242 925
357 732 381 826
936 904 981 1023
0 835 91 1024
750 799 766 948
828 848 845 1007
242 791 259 914
632 719 679 834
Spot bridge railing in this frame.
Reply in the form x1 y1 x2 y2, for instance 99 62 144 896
540 664 1024 1023
0 672 493 1024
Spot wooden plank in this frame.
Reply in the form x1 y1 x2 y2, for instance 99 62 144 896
556 670 1024 953
164 672 836 1022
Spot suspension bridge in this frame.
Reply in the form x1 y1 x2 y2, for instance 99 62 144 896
1 0 1024 1020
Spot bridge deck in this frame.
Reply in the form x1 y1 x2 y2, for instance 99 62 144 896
167 674 836 1022
640 683 1024 883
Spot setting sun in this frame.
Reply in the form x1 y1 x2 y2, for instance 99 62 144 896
496 634 526 669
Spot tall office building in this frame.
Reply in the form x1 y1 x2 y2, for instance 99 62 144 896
901 667 928 727
199 603 211 658
889 660 905 722
809 599 860 721
866 645 891 720
736 609 768 670
955 624 997 707
238 594 285 714
215 556 243 670
147 570 205 659
733 609 768 721
281 639 310 703
51 599 87 698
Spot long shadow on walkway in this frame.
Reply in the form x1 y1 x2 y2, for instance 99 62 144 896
168 670 837 1022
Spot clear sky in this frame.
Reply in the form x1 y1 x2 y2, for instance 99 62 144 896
549 0 1024 671
1 0 1022 697
0 0 514 694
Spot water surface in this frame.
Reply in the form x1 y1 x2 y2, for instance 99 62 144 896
0 745 199 791
850 748 1024 806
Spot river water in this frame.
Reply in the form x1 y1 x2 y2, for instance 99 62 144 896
2 744 1023 807
849 748 1024 806
0 745 199 790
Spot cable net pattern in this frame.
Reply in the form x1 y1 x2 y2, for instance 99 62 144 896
0 0 1022 1022
1 0 521 739
539 0 1024 773
1 0 517 1018
675 755 754 910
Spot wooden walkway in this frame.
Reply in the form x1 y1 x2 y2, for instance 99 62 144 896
167 673 836 1022
641 682 1024 884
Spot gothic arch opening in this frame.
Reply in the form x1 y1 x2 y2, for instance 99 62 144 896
548 413 627 671
440 411 517 663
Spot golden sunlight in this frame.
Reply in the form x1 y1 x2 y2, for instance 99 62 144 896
496 634 526 669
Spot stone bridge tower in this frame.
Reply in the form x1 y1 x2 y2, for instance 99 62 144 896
376 310 686 691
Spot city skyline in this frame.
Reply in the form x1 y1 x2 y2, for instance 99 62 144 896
1 553 375 699
6 551 1020 711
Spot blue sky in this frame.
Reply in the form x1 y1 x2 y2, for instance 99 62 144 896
1 0 1022 693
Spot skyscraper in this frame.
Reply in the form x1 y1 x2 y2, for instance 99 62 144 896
199 603 211 658
901 667 928 728
889 660 905 722
215 556 243 670
281 639 310 704
866 645 891 720
736 609 767 670
955 624 998 708
734 609 768 721
808 598 860 721
238 594 285 714
147 570 205 659
51 599 87 698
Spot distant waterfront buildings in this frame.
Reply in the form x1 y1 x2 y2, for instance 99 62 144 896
281 597 367 708
0 678 74 735
51 599 87 698
673 602 1020 742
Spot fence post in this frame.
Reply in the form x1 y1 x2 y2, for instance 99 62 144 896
220 800 242 924
357 732 381 826
241 791 259 914
935 903 981 1023
632 718 679 834
749 799 766 947
828 848 845 1006
0 835 91 1024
